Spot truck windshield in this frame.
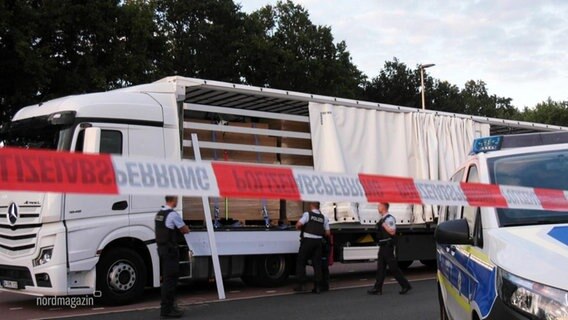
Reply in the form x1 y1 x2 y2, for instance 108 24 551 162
488 149 568 227
0 116 73 151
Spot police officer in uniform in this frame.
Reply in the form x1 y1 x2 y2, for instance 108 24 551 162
155 196 190 318
367 202 412 295
294 201 330 294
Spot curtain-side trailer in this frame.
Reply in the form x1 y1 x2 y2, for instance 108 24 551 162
1 76 566 304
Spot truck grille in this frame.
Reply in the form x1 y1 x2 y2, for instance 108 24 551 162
0 264 34 286
0 205 41 257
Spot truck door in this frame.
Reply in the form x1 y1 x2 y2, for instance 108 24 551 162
64 124 129 268
127 124 165 218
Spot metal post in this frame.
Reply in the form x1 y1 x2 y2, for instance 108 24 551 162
420 67 426 110
419 63 435 110
191 133 226 300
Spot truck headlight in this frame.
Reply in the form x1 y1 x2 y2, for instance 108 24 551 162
33 246 54 266
497 267 568 319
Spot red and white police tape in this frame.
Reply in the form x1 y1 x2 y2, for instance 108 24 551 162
1 147 567 211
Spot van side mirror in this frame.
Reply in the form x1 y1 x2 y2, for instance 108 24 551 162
83 127 101 154
435 219 472 245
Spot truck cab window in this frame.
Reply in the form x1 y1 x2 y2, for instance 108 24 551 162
75 129 123 155
463 165 480 239
446 168 466 221
100 130 122 155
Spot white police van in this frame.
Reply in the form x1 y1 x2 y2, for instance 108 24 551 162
435 132 568 320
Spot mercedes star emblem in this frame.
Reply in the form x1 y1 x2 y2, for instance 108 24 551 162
8 202 18 225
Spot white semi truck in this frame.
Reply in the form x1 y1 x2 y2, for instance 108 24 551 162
0 76 566 304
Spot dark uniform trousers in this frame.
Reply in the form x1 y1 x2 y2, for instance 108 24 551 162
158 245 180 311
374 243 410 290
321 238 331 289
296 238 323 286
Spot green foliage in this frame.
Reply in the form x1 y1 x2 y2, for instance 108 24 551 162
0 0 561 128
521 99 568 126
363 58 420 107
362 59 521 120
241 1 364 98
154 0 246 82
0 0 163 126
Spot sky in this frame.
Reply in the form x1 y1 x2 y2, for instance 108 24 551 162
238 0 568 109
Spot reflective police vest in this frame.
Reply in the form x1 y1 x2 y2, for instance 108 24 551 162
376 214 396 246
155 209 182 249
301 211 325 238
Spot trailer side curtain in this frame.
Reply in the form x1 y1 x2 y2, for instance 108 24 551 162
308 102 490 225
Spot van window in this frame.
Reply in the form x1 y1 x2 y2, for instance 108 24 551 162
489 150 568 227
446 168 466 221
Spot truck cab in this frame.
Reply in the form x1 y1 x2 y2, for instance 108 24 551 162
436 132 568 320
0 90 177 304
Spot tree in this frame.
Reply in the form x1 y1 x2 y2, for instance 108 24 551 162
428 80 463 113
459 80 517 118
113 0 167 87
0 0 163 126
241 0 365 98
520 98 568 126
0 0 46 127
363 58 420 107
154 0 246 82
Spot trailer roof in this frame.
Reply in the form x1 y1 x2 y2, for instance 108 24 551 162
156 76 568 135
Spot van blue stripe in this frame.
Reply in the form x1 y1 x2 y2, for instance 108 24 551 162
438 245 497 318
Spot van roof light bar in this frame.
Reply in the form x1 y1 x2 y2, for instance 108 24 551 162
470 131 568 155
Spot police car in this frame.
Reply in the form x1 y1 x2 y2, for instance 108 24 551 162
435 132 568 320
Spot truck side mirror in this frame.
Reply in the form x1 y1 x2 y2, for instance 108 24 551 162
434 219 472 245
83 127 101 154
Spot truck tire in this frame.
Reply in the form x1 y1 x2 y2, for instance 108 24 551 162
243 255 290 287
96 248 147 305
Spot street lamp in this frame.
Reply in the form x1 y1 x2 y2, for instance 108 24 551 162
419 63 435 110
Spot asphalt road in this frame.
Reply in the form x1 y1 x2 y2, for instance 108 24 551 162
73 278 439 320
1 262 438 320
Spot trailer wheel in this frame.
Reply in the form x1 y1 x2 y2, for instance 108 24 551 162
96 248 146 305
397 260 413 269
247 255 290 287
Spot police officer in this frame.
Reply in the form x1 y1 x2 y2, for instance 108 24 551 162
367 202 412 295
155 196 190 318
294 201 330 294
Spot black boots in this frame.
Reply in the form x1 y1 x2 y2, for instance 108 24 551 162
295 283 326 294
161 308 184 318
293 284 307 292
399 285 412 295
367 285 412 295
367 287 382 295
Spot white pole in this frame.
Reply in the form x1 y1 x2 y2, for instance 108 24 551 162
191 133 226 300
420 67 426 110
419 63 435 110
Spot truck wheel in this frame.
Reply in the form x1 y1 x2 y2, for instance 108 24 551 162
397 260 413 269
254 255 291 287
96 248 147 305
